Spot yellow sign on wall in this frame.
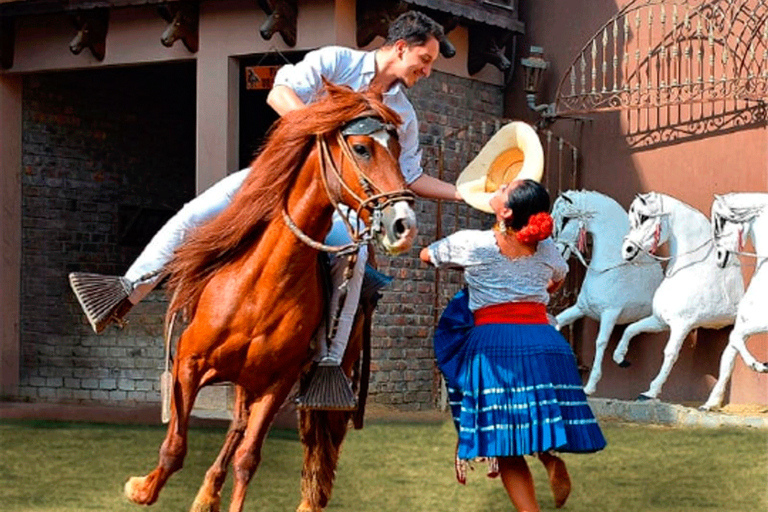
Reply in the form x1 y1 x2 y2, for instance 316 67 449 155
245 65 281 90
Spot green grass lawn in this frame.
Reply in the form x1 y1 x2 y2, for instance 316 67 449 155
1 417 766 511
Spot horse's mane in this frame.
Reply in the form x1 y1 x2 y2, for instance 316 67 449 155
165 83 401 320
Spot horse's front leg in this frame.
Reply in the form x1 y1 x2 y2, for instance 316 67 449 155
228 377 297 512
640 323 692 400
612 315 667 366
555 304 585 331
125 353 205 505
583 308 622 395
190 385 253 512
701 325 768 411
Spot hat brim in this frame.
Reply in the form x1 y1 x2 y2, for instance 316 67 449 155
456 121 544 213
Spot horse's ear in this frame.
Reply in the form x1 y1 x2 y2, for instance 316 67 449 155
637 193 647 205
561 192 574 204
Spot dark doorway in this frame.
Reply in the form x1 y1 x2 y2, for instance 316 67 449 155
238 51 308 169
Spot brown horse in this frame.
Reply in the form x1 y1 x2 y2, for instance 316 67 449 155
123 83 417 512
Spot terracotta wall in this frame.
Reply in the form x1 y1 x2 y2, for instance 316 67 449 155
507 0 767 405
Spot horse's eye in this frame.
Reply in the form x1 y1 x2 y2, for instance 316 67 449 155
352 144 370 158
638 214 649 224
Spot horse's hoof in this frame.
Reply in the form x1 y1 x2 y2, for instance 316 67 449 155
698 404 717 412
124 476 152 505
636 394 654 401
617 359 631 368
296 501 321 512
190 500 220 512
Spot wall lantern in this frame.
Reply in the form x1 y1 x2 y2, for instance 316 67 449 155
520 46 554 117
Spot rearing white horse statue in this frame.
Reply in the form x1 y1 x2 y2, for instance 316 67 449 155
613 192 745 400
552 190 663 395
701 192 768 411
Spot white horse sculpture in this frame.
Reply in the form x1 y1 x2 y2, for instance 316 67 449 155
701 192 768 411
552 190 664 395
613 192 745 400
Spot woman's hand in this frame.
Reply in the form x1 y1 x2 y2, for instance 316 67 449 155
547 279 564 294
419 247 432 264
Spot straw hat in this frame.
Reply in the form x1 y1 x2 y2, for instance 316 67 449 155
456 121 544 213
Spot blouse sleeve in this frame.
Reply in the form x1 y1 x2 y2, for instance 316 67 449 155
272 47 345 103
543 238 569 281
427 230 486 268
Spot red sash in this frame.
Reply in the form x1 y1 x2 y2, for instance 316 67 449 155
473 302 548 326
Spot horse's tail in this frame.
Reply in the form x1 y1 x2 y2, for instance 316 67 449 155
298 409 351 509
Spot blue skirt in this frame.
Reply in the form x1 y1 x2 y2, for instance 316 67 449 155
435 289 607 460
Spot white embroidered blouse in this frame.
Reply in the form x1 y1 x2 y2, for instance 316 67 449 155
427 230 568 311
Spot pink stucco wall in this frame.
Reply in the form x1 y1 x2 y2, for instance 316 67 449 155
509 0 767 405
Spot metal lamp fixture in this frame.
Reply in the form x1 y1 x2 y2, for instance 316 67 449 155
520 46 553 116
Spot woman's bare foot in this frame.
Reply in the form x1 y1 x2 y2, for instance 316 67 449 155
538 452 571 508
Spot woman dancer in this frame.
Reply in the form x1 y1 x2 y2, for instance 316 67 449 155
420 179 606 511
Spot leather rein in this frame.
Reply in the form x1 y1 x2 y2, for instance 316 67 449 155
282 115 415 255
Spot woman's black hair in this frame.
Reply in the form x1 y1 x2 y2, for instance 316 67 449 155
505 179 551 230
385 11 444 47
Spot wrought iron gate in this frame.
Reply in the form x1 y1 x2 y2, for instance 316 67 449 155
549 0 767 146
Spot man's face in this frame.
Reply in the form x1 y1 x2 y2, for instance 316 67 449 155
396 36 440 88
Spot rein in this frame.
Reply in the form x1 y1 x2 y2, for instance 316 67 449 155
282 116 415 254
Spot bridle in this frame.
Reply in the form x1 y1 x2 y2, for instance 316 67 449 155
282 114 415 255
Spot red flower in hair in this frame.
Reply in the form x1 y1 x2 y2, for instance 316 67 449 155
516 212 554 245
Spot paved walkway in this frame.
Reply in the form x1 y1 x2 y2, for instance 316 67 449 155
588 398 768 429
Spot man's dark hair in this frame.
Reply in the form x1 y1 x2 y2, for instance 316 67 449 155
385 11 444 47
505 179 551 230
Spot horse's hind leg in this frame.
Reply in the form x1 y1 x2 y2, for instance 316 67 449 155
125 353 206 505
228 378 297 512
190 385 254 512
297 410 351 512
584 308 621 395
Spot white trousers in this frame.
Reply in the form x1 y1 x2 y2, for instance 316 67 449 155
122 167 365 365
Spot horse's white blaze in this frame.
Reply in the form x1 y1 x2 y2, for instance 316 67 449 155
370 130 392 153
552 191 663 395
612 192 745 400
702 193 768 411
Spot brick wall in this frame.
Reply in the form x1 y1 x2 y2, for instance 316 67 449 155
370 72 503 410
17 63 196 405
15 67 502 411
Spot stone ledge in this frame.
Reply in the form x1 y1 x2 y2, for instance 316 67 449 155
589 398 768 429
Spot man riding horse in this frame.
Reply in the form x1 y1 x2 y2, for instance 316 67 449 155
69 11 462 409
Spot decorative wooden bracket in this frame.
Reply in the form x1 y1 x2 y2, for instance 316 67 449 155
69 8 109 61
257 0 297 47
467 24 513 76
0 17 13 69
356 0 456 58
356 0 408 49
158 1 199 53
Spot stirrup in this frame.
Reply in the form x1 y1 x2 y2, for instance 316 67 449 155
295 364 357 411
68 272 134 334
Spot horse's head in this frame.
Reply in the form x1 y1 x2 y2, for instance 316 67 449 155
552 192 583 259
327 113 417 255
623 192 668 261
710 194 765 268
